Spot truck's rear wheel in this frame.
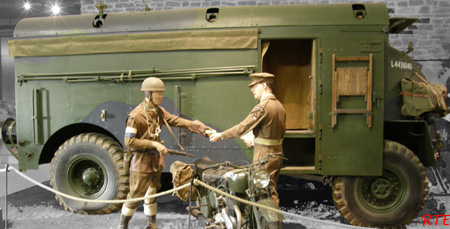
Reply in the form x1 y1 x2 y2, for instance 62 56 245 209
332 140 428 227
50 133 129 214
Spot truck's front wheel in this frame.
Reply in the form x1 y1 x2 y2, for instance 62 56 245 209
332 140 428 227
50 133 129 214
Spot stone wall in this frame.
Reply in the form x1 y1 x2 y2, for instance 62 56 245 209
80 0 450 86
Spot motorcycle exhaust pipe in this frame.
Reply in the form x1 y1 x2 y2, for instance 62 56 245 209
221 208 234 229
189 207 212 225
233 204 242 228
220 205 242 229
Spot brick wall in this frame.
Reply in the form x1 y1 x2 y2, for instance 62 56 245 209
80 0 449 84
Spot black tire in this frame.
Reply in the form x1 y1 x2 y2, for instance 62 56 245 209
50 133 129 214
258 209 282 229
332 140 428 227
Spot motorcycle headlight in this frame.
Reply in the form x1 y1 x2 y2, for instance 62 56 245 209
253 170 270 189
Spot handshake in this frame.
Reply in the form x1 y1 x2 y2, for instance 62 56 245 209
206 129 254 147
206 129 222 142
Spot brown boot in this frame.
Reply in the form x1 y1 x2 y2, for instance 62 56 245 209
270 188 280 206
145 215 158 229
271 194 280 206
117 213 132 229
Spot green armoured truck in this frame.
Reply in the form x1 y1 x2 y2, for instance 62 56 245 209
2 3 447 227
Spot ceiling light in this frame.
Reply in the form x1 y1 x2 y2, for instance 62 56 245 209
51 4 61 15
24 2 31 10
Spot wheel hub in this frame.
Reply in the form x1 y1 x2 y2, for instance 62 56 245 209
67 157 106 197
82 168 100 186
371 178 392 199
361 170 400 207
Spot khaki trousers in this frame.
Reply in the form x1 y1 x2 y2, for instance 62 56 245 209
124 171 161 210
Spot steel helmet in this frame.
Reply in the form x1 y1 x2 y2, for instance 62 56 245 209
141 77 165 92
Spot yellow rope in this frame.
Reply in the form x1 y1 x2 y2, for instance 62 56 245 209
9 166 361 228
193 180 362 228
194 179 282 214
10 166 189 204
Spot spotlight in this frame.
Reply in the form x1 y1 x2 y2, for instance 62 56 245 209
51 4 61 15
24 2 31 10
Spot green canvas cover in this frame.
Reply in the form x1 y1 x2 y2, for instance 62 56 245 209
9 29 258 57
401 77 448 117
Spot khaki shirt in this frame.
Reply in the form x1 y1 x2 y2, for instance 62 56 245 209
221 94 286 160
125 100 192 173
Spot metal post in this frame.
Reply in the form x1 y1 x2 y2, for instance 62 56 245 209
4 164 8 229
0 208 3 229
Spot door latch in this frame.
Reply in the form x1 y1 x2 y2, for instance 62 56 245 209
101 109 107 122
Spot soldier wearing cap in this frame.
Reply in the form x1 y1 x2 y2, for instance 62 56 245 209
210 72 286 204
118 77 211 229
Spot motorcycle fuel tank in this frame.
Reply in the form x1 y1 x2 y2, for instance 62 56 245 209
225 169 248 193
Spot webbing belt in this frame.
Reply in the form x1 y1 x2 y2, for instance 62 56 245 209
254 138 283 146
130 149 159 155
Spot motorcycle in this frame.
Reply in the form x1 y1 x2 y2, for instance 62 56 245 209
187 154 286 229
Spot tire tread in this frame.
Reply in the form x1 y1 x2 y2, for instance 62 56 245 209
50 133 130 215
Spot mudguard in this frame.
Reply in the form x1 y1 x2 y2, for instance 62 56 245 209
256 199 285 221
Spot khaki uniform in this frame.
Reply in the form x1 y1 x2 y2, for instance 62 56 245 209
221 94 286 193
118 77 210 228
123 100 198 210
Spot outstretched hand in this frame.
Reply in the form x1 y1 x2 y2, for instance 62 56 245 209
209 133 223 142
189 120 213 138
201 125 213 138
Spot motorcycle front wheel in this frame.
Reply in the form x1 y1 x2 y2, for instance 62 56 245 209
257 209 282 229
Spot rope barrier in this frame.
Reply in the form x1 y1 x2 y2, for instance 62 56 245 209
194 179 362 229
194 179 283 214
9 166 190 203
8 166 362 228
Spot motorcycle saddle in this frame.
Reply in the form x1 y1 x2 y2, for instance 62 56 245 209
202 167 234 184
195 157 233 183
195 156 217 173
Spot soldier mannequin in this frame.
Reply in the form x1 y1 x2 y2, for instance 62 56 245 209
118 77 210 229
210 72 286 204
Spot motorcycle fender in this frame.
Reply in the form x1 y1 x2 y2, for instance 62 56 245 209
256 199 285 221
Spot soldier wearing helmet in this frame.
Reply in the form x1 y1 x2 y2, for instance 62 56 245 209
210 72 286 205
118 77 211 229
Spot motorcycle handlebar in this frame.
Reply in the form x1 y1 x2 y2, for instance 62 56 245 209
198 154 288 170
257 153 288 164
203 161 241 170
